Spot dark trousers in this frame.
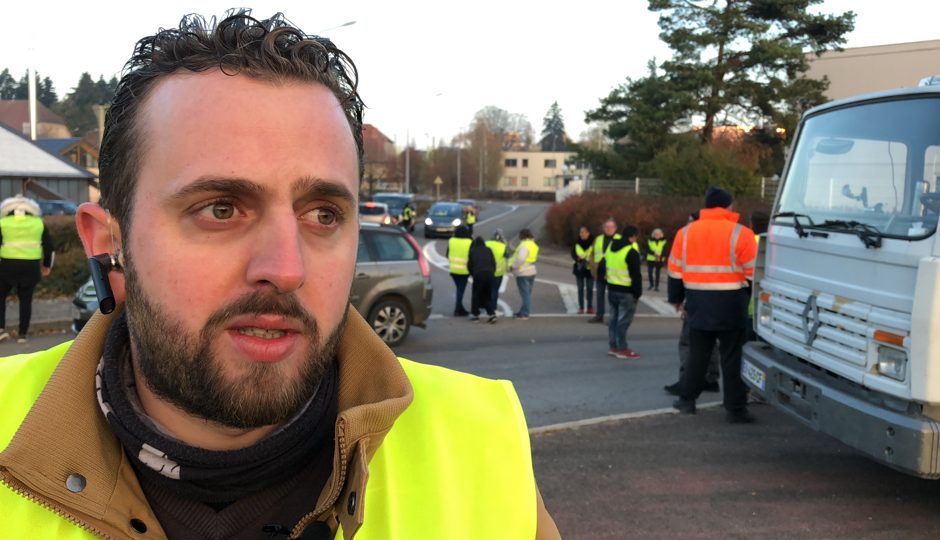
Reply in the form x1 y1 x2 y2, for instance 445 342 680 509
678 318 720 384
594 277 607 318
471 273 496 316
647 261 663 290
0 259 41 336
575 273 594 310
491 275 503 310
680 327 748 412
451 273 469 315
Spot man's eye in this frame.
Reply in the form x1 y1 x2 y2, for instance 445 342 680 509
200 203 236 220
305 207 338 226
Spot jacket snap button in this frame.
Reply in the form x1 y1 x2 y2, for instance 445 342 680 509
66 473 86 493
347 491 357 515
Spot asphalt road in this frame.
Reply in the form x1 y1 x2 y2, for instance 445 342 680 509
8 201 940 538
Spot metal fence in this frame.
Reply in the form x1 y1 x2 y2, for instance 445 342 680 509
577 177 780 200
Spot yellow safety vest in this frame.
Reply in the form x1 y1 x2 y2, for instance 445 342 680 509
402 207 414 221
592 234 621 263
646 238 666 262
0 215 43 260
0 348 536 539
511 239 539 269
605 244 635 286
465 211 476 225
447 237 472 275
575 243 592 261
485 240 508 277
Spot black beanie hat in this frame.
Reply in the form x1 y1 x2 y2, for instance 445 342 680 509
704 186 733 209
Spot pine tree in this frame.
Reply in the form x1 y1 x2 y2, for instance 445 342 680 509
649 0 855 142
540 102 566 151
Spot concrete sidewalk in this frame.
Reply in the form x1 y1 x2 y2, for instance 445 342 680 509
2 298 74 335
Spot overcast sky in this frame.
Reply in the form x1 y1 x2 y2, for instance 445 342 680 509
2 1 936 149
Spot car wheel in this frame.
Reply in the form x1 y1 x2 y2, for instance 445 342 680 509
368 298 412 347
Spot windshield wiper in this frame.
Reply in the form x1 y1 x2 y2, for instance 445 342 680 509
817 220 883 249
772 212 814 239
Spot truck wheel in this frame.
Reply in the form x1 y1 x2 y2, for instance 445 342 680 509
368 298 411 347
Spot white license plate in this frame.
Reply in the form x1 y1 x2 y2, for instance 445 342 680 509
741 360 766 391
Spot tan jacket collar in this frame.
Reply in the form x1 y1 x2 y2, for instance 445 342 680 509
0 304 413 539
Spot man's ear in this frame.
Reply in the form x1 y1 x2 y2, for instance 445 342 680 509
76 203 127 305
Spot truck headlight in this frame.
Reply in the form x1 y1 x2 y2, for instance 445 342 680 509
452 218 462 226
877 346 907 381
425 217 432 226
758 299 772 327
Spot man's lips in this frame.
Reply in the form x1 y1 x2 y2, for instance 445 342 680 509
225 314 304 334
222 315 306 363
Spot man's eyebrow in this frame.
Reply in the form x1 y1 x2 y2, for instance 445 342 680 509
170 177 266 199
291 176 357 206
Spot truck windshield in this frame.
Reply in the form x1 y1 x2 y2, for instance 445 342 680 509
777 96 940 239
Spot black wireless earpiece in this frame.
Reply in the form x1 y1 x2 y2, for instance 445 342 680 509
88 253 122 315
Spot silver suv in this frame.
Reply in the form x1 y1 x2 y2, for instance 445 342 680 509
353 223 432 346
73 223 433 347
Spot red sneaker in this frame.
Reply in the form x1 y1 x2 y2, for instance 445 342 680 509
607 348 618 357
587 307 595 315
577 308 585 315
615 348 641 359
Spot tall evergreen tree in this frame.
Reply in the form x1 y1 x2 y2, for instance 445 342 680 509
0 69 17 100
649 0 855 142
540 102 567 151
11 71 58 106
54 73 118 136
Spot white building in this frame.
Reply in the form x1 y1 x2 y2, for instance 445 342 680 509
499 150 590 193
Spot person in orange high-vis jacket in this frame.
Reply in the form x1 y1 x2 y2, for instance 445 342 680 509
667 186 758 424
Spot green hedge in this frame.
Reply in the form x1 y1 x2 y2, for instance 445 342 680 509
545 192 770 248
37 216 89 298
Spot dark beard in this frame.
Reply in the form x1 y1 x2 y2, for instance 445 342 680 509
122 252 345 429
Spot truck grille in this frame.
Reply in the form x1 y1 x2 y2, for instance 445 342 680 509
759 277 910 380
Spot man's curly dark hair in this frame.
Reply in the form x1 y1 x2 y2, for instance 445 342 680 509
98 10 365 235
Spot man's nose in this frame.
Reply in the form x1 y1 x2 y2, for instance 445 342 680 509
246 214 306 293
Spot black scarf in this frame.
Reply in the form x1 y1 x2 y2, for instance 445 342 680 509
96 313 337 504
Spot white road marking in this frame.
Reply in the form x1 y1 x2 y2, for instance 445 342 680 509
477 204 518 225
640 296 680 317
528 401 723 435
423 240 449 271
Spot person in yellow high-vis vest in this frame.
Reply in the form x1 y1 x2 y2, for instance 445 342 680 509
464 206 477 236
604 225 643 359
447 224 473 316
0 196 54 343
571 226 594 314
645 228 667 292
0 12 560 539
509 228 538 320
589 218 620 323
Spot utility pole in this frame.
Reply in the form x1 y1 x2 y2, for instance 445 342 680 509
404 129 410 194
457 142 463 199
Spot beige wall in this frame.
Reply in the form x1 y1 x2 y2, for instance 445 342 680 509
807 40 940 101
499 150 590 192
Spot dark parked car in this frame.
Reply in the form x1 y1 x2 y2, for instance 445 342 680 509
39 199 78 216
71 278 98 333
72 223 433 347
423 201 464 238
372 192 413 220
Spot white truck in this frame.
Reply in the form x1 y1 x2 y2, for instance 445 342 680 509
743 79 940 477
